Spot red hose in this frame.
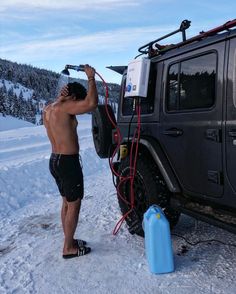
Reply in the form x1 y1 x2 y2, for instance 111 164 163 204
96 71 122 177
113 101 142 235
95 71 142 235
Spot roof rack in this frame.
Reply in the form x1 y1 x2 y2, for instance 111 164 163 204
137 19 236 58
138 20 191 56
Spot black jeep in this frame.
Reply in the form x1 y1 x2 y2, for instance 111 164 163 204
92 19 236 236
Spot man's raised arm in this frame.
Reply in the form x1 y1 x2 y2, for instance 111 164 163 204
62 64 98 115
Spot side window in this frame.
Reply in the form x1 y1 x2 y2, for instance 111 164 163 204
166 53 217 111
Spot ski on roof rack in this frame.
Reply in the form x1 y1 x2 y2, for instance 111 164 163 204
138 19 236 58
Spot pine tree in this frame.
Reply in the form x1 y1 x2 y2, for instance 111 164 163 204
0 87 6 116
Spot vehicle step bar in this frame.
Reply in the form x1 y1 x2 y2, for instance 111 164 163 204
176 206 236 234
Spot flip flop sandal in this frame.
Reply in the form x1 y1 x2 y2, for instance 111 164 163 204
63 246 91 259
76 239 87 247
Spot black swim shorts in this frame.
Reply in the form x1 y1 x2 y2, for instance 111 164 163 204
49 153 84 202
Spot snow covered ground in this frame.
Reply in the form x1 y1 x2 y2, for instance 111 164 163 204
0 115 34 131
0 115 236 294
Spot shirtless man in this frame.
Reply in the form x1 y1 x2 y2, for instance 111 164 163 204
43 65 98 259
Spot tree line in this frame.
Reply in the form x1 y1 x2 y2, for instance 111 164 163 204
0 58 120 124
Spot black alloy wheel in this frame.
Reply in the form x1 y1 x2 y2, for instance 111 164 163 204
117 153 180 236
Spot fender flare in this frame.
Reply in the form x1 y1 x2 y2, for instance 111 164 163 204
123 136 181 193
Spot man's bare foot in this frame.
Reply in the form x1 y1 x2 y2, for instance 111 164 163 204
63 244 78 256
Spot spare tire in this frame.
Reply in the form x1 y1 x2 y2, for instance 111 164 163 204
92 104 117 158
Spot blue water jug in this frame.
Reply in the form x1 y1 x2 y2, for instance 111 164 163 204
143 205 174 274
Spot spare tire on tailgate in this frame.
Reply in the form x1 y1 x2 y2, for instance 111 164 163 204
92 104 117 158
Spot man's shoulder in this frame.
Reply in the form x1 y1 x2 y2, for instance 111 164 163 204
58 99 80 113
52 102 76 119
45 102 62 112
43 103 63 120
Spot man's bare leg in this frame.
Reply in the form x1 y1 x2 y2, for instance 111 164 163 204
61 197 68 235
62 197 81 255
61 197 81 247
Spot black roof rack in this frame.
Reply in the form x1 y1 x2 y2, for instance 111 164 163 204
137 19 236 58
138 19 191 56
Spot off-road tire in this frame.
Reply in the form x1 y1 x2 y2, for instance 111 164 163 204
92 105 116 158
117 152 180 236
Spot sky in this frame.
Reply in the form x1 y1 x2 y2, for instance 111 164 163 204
0 0 236 84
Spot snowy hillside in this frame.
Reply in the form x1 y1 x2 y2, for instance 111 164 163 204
0 79 34 101
0 115 236 294
0 58 120 126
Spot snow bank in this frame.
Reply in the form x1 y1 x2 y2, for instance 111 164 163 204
0 115 34 131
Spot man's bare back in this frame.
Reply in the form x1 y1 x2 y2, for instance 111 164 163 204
43 101 79 154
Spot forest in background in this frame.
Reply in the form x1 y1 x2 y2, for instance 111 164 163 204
0 58 120 124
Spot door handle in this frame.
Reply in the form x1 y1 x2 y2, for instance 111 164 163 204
205 128 222 142
163 128 183 137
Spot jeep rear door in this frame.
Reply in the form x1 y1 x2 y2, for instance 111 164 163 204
159 43 225 198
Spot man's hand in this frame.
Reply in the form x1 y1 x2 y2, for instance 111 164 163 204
60 85 69 97
84 64 96 80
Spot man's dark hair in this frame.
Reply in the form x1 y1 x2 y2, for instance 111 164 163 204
67 82 87 100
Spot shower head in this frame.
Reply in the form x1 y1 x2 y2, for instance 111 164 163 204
61 64 85 76
61 67 70 76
